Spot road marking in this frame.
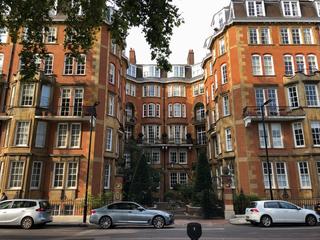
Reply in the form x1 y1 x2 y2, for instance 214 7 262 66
260 226 320 231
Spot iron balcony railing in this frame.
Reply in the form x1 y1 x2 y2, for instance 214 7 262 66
243 106 305 118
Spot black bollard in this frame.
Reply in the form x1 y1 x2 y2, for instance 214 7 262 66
187 222 202 240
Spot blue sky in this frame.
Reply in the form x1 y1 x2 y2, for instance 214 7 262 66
126 0 229 64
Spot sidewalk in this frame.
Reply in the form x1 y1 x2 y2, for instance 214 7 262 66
50 215 230 227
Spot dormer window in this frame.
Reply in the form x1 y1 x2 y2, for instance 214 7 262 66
281 1 301 17
246 1 265 17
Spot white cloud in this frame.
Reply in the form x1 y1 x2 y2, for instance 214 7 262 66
125 0 229 64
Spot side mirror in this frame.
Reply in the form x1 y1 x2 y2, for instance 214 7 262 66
297 207 301 210
137 207 145 211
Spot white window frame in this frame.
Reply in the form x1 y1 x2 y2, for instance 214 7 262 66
219 38 225 55
104 164 111 189
52 162 64 189
305 84 319 107
14 121 30 147
311 121 320 147
222 95 230 116
263 54 275 75
109 63 115 84
75 54 86 75
63 55 73 75
108 93 115 116
284 54 295 76
20 84 35 106
44 53 54 75
275 162 289 189
295 55 306 74
30 161 42 190
69 123 81 148
287 85 299 108
258 123 270 148
281 1 301 17
307 54 318 74
271 123 283 148
252 55 262 75
66 162 78 189
56 123 68 148
246 0 265 17
221 64 228 84
45 27 57 43
8 161 25 189
225 128 233 151
292 122 305 148
35 121 47 148
262 162 275 189
303 28 314 44
106 128 113 152
297 161 311 189
40 85 51 108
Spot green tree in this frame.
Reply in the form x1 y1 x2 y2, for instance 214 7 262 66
122 140 159 206
0 0 183 80
193 150 219 218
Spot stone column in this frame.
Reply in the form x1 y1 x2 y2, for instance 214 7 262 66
221 167 235 220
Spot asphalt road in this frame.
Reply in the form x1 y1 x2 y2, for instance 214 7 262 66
0 223 320 240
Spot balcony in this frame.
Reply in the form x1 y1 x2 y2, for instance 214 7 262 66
137 138 162 145
243 106 306 127
125 116 136 125
35 105 91 121
166 138 193 145
192 117 206 125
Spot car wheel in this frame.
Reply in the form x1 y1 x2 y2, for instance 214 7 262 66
306 215 317 226
21 217 34 229
260 215 272 227
99 216 112 229
152 216 165 229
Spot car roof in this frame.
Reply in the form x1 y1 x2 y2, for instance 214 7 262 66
108 201 140 205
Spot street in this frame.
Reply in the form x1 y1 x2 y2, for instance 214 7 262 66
0 223 319 240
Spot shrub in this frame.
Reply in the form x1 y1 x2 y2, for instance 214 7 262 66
233 191 260 214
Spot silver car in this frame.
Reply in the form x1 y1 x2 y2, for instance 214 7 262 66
0 199 52 229
89 201 174 229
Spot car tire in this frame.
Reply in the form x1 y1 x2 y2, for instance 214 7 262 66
260 215 272 227
21 217 34 230
152 216 165 229
306 215 317 226
99 216 112 229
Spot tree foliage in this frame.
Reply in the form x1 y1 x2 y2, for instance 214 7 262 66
122 140 160 206
193 150 223 218
0 0 183 80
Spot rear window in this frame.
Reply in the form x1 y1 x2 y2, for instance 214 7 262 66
12 201 37 208
249 202 257 208
39 201 51 210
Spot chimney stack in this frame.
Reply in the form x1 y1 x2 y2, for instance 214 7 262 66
187 49 194 65
129 48 136 64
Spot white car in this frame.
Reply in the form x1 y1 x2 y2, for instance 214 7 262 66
0 199 52 229
245 200 320 227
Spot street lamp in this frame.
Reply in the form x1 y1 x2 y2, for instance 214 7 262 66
260 99 273 200
83 102 99 224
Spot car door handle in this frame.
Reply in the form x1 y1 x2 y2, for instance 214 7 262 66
128 211 132 213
